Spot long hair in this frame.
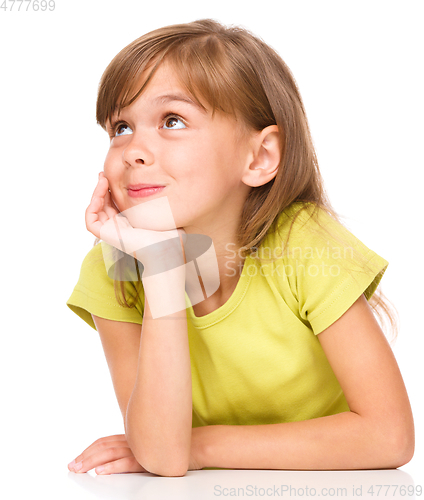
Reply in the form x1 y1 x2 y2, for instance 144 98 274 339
94 19 398 343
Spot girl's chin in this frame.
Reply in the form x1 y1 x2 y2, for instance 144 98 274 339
113 198 181 232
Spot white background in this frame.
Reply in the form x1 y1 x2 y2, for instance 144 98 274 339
1 0 422 497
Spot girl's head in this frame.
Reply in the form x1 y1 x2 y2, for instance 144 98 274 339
99 59 279 235
96 18 331 253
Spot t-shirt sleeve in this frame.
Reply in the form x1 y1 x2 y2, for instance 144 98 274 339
280 205 389 335
66 242 144 330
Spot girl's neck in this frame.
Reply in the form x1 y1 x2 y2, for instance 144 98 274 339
183 224 247 317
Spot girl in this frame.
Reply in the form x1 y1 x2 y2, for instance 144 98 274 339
66 19 414 476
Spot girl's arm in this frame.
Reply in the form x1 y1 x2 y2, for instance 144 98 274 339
196 294 415 470
124 262 193 477
92 316 142 426
90 251 192 477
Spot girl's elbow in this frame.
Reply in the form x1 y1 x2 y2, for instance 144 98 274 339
144 462 189 477
126 432 189 477
383 419 415 468
136 450 189 477
392 428 415 468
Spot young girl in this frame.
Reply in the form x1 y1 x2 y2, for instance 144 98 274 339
66 19 414 476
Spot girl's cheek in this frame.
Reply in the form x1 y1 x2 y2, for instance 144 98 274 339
103 146 120 169
103 163 121 187
103 155 113 175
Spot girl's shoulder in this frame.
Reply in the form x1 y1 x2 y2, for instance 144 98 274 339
69 241 109 288
264 201 373 261
81 239 105 266
274 201 343 240
79 241 141 283
257 201 389 335
66 241 144 330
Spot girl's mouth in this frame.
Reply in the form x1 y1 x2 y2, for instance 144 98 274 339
127 186 166 198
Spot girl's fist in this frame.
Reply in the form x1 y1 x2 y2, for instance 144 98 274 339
85 172 120 239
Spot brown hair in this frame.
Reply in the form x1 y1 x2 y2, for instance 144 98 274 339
93 18 398 343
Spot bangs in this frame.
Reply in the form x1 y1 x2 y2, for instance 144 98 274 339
96 32 270 130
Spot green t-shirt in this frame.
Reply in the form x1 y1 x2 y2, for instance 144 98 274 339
67 202 388 429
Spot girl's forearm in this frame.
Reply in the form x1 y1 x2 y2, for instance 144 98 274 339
125 268 192 477
198 411 412 471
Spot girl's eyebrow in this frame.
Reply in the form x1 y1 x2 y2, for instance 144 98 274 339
151 93 207 113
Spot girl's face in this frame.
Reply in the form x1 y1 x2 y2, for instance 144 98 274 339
103 62 254 234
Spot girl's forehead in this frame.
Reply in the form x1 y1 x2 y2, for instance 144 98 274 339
138 62 204 102
112 62 209 118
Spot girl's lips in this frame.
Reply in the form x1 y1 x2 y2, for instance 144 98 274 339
127 183 165 190
127 186 166 198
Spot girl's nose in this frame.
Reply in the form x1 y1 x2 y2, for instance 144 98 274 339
122 133 154 167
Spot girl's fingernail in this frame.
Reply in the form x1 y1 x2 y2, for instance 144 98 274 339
96 466 105 474
74 461 83 472
68 460 76 469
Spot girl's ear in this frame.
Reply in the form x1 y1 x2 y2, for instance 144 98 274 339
242 125 282 188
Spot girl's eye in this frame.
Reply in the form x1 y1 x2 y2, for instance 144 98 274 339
162 115 186 130
115 124 133 137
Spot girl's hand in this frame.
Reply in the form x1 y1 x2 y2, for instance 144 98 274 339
86 172 186 273
99 210 186 272
68 434 147 475
85 172 120 239
68 433 204 475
